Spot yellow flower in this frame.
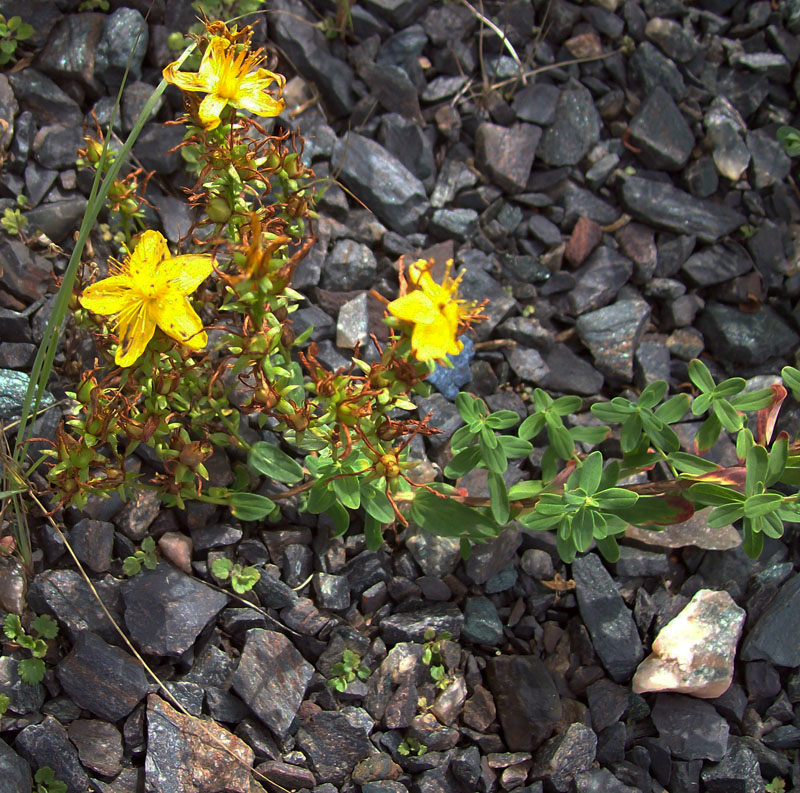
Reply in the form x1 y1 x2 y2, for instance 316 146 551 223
163 36 285 130
80 230 214 367
387 259 473 362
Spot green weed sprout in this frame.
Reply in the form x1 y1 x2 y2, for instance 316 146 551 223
34 767 67 793
327 649 370 692
3 613 58 685
0 14 32 66
122 536 158 576
210 558 260 594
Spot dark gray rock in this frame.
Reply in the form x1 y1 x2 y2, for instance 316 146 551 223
462 597 504 646
378 113 435 186
619 176 746 243
629 41 686 100
28 568 122 645
0 738 30 793
700 742 762 792
68 518 114 573
705 97 750 181
747 129 792 189
681 242 753 286
717 69 769 121
528 214 562 246
572 554 644 682
380 602 464 644
56 631 149 722
644 17 700 62
540 344 605 396
456 266 517 340
568 247 634 316
696 302 799 369
575 767 639 793
465 529 522 585
122 562 228 658
14 716 93 793
537 82 601 166
121 81 162 133
360 0 431 27
33 124 84 171
232 629 314 738
651 694 729 761
94 7 149 91
67 719 123 778
684 156 719 198
7 69 82 126
296 710 373 784
359 60 422 123
35 11 105 89
576 299 651 381
513 82 560 125
628 86 694 171
486 655 562 751
332 132 428 234
25 196 88 244
530 723 598 792
0 653 44 715
475 122 541 192
24 162 57 208
272 0 355 117
429 208 478 241
741 573 800 666
505 346 549 383
321 239 378 291
0 74 17 151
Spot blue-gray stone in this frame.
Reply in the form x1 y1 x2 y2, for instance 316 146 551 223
0 738 30 793
462 597 504 645
427 336 474 400
94 7 148 91
0 368 53 419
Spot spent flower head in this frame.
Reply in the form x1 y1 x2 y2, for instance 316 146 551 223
387 258 480 363
163 26 285 130
80 230 214 367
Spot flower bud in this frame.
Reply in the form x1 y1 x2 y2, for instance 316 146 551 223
206 196 232 224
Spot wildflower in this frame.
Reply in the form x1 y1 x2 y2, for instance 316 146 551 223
387 259 475 362
163 36 285 130
80 230 214 367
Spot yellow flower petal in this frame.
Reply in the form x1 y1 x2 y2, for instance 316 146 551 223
387 290 438 325
127 230 168 286
412 315 463 362
152 292 207 350
198 92 229 130
162 64 212 94
155 254 215 295
116 303 156 367
237 72 286 118
80 275 134 316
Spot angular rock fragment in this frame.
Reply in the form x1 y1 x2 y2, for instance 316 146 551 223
633 589 745 698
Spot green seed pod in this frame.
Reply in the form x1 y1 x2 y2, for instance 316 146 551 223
206 196 232 224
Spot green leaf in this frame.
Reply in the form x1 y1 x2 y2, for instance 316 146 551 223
730 387 776 411
540 446 558 483
714 377 746 398
691 392 712 416
332 475 360 510
736 427 755 462
744 493 784 518
620 413 643 453
666 452 719 475
327 502 350 537
308 480 336 513
444 446 482 479
455 392 480 423
638 380 668 410
572 507 595 552
479 433 507 474
777 125 800 157
497 435 533 458
450 424 478 451
714 398 743 433
4 613 21 639
598 459 620 491
508 482 544 502
767 436 788 487
479 425 498 449
231 566 260 594
18 657 45 685
488 471 510 524
552 394 581 415
689 482 746 506
410 487 497 540
486 410 521 430
0 40 16 53
578 451 603 495
782 365 800 398
695 413 722 452
211 557 233 579
742 521 765 558
247 441 304 484
590 400 634 422
229 492 275 521
655 393 690 424
122 556 142 577
569 425 610 444
708 503 745 527
548 422 574 460
518 413 545 441
688 359 716 393
32 614 58 639
595 534 620 563
593 487 639 510
746 444 769 496
17 23 33 41
361 484 396 524
556 530 576 563
640 411 680 453
761 510 784 539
